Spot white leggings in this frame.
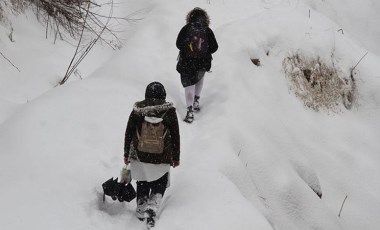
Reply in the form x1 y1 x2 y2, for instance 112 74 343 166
184 77 204 108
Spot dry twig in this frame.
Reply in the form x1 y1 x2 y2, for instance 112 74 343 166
0 50 21 72
338 195 348 217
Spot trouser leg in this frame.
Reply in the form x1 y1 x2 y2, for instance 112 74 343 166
144 173 169 227
184 85 195 108
145 173 169 215
194 71 205 97
136 181 150 220
150 173 168 199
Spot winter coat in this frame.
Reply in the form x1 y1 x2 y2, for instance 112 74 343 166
124 99 180 165
176 24 218 75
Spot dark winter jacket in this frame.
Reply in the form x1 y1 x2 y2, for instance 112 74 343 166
176 24 218 74
124 99 180 165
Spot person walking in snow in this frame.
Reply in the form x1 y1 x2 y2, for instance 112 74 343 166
176 7 218 123
124 82 180 228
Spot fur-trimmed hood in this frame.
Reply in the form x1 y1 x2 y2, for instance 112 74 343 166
133 99 174 116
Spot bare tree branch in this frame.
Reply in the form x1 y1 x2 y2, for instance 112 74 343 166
60 0 115 85
0 50 21 72
60 2 90 85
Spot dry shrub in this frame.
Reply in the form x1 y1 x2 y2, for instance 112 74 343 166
1 0 122 49
29 0 123 49
10 0 28 12
283 52 357 112
1 0 28 19
0 1 8 23
29 0 92 39
0 1 12 30
0 0 90 37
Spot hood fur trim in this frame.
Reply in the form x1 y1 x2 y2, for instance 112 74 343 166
133 101 174 116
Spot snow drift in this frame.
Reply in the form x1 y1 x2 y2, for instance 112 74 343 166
1 0 380 230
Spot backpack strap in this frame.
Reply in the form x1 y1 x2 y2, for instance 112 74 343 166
160 109 170 119
159 109 170 138
136 126 141 141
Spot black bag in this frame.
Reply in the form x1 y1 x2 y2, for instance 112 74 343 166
102 177 136 202
183 23 209 58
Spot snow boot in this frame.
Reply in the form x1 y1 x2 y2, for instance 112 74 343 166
184 106 194 123
193 96 200 112
136 197 147 221
145 193 162 229
145 208 156 229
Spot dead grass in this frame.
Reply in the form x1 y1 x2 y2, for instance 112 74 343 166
0 0 29 25
283 52 357 112
0 1 7 23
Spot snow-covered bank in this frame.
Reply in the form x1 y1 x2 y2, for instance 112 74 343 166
0 7 115 113
0 0 379 229
304 0 380 56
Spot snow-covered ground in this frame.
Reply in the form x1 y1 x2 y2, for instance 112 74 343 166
0 0 379 229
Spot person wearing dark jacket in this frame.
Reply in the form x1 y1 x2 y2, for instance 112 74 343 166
124 82 180 228
176 7 218 123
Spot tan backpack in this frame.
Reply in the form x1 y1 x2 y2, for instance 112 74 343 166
136 113 168 154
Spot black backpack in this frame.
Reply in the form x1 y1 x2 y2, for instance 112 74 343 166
184 23 209 58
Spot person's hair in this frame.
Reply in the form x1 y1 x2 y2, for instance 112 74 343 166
186 7 210 27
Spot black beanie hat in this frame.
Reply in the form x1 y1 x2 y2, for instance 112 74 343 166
145 82 166 100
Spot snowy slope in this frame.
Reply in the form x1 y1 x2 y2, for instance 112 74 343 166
1 0 380 230
0 7 114 123
304 0 380 56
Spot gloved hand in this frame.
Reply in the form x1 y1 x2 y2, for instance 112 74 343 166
171 160 180 168
124 157 130 165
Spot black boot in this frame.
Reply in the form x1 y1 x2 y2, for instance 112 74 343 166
193 96 200 111
184 106 194 123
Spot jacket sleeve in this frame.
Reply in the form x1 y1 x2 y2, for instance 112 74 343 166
166 108 180 161
208 28 218 54
176 26 188 51
124 111 138 158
